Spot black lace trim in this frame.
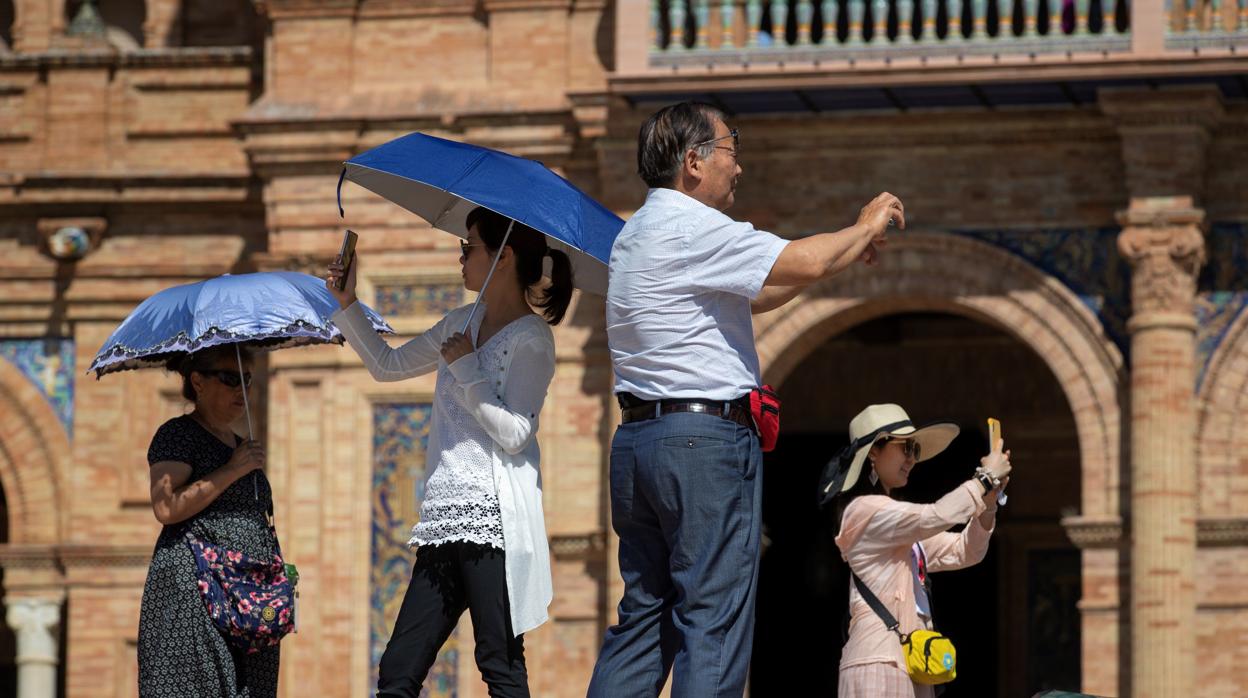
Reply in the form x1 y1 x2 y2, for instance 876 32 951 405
89 317 390 377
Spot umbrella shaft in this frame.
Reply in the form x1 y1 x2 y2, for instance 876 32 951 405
235 344 258 501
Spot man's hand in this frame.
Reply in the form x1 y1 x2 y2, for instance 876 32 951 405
856 191 905 243
764 191 905 287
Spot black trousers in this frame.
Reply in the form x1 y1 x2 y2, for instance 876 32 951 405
377 541 528 698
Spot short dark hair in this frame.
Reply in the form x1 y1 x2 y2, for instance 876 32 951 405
169 345 253 403
637 101 726 189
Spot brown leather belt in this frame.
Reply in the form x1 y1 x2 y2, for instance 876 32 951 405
618 394 754 431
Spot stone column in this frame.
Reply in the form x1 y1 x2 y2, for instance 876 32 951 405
6 596 63 698
1117 199 1205 698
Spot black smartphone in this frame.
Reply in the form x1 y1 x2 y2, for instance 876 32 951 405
337 229 358 291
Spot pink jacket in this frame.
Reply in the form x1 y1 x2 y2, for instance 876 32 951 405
834 481 994 674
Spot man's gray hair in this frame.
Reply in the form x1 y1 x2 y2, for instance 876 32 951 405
636 102 726 189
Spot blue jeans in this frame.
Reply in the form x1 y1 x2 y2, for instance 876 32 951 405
588 411 763 698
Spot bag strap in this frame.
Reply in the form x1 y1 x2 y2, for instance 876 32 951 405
851 573 904 640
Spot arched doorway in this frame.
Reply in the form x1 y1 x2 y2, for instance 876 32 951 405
750 311 1083 696
0 354 70 698
745 232 1125 695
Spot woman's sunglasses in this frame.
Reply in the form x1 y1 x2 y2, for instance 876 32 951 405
877 437 921 460
198 370 253 388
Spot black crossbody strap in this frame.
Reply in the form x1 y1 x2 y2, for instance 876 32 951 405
852 573 903 638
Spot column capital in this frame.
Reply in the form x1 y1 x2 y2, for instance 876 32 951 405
6 596 63 664
1117 197 1206 324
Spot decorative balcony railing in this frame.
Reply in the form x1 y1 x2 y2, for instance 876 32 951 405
645 0 1247 66
1166 0 1248 47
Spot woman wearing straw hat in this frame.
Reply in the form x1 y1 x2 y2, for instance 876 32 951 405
819 404 1012 698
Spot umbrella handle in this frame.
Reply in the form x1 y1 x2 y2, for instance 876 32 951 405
235 344 258 500
461 219 515 334
336 169 346 218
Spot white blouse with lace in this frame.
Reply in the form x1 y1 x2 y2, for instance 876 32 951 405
410 318 528 549
332 300 556 636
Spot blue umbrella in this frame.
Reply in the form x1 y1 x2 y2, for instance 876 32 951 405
337 132 625 328
89 271 393 378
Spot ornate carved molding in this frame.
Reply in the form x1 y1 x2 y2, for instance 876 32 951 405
1062 516 1123 549
1117 199 1206 320
1060 516 1248 548
0 47 254 70
0 546 60 570
1196 518 1248 547
57 545 153 569
549 532 606 560
0 544 153 573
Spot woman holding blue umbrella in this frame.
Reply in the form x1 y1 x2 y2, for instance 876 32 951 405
327 207 573 698
88 270 392 698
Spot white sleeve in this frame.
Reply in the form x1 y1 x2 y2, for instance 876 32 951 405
331 301 446 382
446 333 555 455
684 212 789 299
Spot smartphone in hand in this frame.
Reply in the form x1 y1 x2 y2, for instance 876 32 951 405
987 417 1007 506
336 230 358 291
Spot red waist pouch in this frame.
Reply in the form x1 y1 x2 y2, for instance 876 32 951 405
749 385 781 452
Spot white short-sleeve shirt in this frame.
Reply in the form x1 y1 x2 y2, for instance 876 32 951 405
607 188 789 401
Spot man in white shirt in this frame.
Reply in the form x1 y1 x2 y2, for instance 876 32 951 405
587 102 903 697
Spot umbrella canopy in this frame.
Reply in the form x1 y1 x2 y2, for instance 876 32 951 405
88 271 393 377
338 132 624 296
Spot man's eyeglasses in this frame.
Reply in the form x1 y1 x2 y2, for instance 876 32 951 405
691 128 740 158
877 437 921 460
199 370 253 389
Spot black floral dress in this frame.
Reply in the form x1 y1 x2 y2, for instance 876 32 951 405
138 415 281 698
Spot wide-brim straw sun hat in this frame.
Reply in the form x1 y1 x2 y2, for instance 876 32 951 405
818 404 960 505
